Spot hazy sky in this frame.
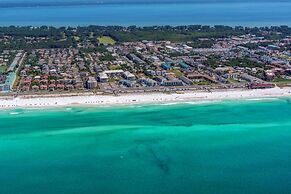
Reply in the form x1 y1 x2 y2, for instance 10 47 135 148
0 0 288 3
0 0 289 7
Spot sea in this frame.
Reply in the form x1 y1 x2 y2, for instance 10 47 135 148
0 1 290 26
1 98 291 194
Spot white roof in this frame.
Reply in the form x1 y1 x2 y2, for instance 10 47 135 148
103 70 124 74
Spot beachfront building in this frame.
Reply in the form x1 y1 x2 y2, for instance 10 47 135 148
97 70 136 83
161 79 184 86
0 72 16 92
187 73 217 83
98 72 109 83
119 80 134 87
86 77 98 89
138 77 158 87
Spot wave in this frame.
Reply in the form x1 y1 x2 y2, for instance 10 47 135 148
183 100 222 105
9 112 20 115
160 102 180 106
246 97 279 101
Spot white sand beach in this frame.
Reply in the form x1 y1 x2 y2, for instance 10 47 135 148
0 87 291 109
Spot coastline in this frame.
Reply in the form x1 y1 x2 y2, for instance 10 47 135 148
1 87 291 110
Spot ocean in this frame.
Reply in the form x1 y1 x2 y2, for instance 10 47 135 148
0 98 291 194
0 2 290 26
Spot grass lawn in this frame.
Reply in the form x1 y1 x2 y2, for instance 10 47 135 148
170 69 183 77
196 80 211 85
227 78 240 83
97 36 116 45
73 36 80 41
273 77 291 84
0 66 6 73
109 64 121 70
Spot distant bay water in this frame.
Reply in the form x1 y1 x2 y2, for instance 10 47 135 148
1 98 291 194
0 2 290 26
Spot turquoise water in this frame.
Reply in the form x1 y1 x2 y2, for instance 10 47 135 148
0 2 291 26
1 98 291 194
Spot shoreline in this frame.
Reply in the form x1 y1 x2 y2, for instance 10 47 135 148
1 87 291 110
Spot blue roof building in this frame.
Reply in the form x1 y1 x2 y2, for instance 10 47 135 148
161 62 172 70
179 61 189 69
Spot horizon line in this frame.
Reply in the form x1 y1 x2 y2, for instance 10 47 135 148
0 0 290 8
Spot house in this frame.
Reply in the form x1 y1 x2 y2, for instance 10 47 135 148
161 63 172 70
154 76 166 84
57 84 65 90
21 85 30 91
179 76 193 85
40 85 48 90
123 71 135 80
265 70 276 81
119 80 134 87
187 73 217 83
65 84 74 90
48 84 56 91
86 77 97 89
179 61 189 69
98 72 109 83
32 85 39 91
138 78 158 87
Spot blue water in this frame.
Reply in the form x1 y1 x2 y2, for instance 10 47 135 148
1 98 291 194
0 2 290 26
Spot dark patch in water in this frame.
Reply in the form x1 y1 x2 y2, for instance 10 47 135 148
285 98 291 104
147 145 170 175
134 137 165 144
171 123 193 127
128 145 143 159
128 141 171 174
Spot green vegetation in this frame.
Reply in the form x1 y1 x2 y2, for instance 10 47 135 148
204 56 265 69
227 78 240 83
0 66 7 73
80 46 107 53
99 54 114 61
73 36 80 41
97 36 116 45
109 64 121 70
0 25 290 50
171 69 183 77
120 64 133 72
196 80 211 85
226 58 264 68
241 42 271 50
273 77 291 83
110 30 242 42
48 76 57 81
204 55 221 68
108 77 120 83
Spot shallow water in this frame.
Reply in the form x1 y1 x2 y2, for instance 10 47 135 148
0 98 291 194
